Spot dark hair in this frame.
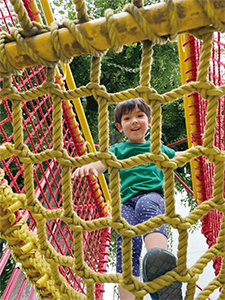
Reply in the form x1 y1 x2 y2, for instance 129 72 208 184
114 98 151 125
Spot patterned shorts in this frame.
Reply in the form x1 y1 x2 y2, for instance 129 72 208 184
116 191 167 276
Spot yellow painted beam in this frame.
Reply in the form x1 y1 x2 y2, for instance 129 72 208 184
1 0 225 74
178 33 202 202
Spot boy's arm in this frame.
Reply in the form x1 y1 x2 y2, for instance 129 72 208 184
174 149 189 157
73 161 107 178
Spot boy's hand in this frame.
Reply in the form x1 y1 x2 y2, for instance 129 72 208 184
72 165 98 178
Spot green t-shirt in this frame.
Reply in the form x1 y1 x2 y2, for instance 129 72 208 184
109 141 175 204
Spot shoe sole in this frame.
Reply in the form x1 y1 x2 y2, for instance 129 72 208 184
142 247 183 300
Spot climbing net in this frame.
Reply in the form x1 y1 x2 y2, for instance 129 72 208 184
180 32 225 278
0 0 225 299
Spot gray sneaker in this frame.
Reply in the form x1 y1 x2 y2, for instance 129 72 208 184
142 247 183 300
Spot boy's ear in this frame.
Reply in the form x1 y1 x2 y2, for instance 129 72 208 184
148 117 151 127
116 123 123 133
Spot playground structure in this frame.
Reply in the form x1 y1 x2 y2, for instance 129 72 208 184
0 0 225 299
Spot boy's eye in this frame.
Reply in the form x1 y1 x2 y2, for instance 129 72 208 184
124 117 130 120
138 114 144 117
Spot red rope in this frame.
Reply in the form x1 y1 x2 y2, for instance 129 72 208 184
184 33 224 277
22 0 40 20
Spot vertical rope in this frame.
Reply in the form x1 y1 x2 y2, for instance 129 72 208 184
164 0 178 41
90 56 101 84
139 39 162 154
105 8 122 53
185 282 196 300
197 33 213 82
150 100 162 155
197 33 218 149
177 228 188 276
73 0 90 23
23 159 36 207
139 40 153 88
86 281 95 300
62 165 73 216
73 230 84 270
9 0 34 34
98 97 109 153
90 56 110 155
109 168 121 223
212 160 224 205
164 168 175 218
12 99 24 150
122 235 133 286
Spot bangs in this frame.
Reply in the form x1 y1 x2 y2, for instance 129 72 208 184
114 98 151 124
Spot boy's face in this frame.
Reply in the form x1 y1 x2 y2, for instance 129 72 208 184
116 105 151 143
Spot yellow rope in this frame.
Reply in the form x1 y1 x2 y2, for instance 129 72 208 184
0 0 225 299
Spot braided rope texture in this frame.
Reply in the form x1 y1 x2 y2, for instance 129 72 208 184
0 0 225 299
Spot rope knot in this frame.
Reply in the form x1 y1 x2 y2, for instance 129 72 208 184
205 84 224 99
105 8 123 53
1 87 19 101
188 269 199 283
156 153 177 169
86 82 101 100
96 85 111 102
175 214 191 230
50 21 73 64
20 25 40 37
0 143 14 160
105 152 122 170
197 81 217 100
202 146 220 163
19 145 33 163
42 81 63 98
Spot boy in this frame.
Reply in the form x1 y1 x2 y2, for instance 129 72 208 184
73 98 184 300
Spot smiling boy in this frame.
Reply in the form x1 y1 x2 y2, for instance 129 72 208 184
115 100 151 143
73 98 184 300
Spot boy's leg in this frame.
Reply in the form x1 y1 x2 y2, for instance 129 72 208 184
144 231 167 251
142 247 182 300
143 230 167 299
135 192 182 299
117 197 143 300
118 276 139 300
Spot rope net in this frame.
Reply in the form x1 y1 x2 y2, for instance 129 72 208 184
0 0 225 300
0 0 110 299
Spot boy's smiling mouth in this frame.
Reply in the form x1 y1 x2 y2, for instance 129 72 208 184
131 128 140 131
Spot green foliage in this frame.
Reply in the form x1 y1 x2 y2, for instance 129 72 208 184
0 102 13 144
162 100 186 146
151 42 181 94
48 0 76 21
107 229 117 269
102 45 141 92
48 0 162 22
86 0 162 18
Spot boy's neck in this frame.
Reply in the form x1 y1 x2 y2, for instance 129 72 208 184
127 139 147 144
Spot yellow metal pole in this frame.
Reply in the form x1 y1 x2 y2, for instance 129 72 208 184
178 33 202 202
1 0 225 74
29 0 111 209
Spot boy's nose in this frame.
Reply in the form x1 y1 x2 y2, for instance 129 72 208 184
131 118 138 123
